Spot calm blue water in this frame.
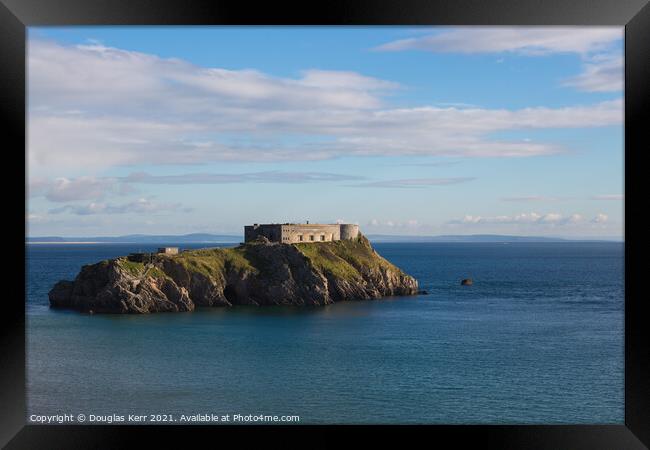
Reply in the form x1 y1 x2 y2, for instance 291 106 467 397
26 242 624 424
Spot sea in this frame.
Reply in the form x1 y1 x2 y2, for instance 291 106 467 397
26 241 624 424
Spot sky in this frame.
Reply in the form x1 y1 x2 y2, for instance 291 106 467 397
26 26 624 239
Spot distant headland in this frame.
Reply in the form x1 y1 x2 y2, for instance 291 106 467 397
48 228 419 314
28 232 622 244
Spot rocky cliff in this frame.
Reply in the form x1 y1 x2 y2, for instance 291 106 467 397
48 234 419 314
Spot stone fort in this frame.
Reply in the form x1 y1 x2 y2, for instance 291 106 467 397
244 223 359 244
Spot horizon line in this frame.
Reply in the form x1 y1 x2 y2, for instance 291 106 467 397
25 232 624 242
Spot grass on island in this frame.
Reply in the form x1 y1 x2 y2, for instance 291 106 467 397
116 258 171 279
117 259 145 276
171 247 258 278
294 235 399 281
116 234 398 282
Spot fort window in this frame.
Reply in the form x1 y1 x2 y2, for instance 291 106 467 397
299 235 303 241
310 235 314 241
320 235 325 241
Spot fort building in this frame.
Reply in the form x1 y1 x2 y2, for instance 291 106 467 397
244 223 359 244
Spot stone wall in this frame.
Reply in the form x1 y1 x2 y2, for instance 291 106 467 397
245 223 359 243
244 224 282 242
280 224 341 243
339 224 360 240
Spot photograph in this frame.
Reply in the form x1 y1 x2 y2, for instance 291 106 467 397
24 25 626 426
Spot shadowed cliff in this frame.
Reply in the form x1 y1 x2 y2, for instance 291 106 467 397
48 234 419 314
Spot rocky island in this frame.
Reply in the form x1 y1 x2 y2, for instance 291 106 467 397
48 232 419 314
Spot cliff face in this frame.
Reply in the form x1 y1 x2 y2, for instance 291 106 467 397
48 234 419 314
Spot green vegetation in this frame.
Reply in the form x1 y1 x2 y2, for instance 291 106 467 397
117 258 145 276
117 258 169 279
294 235 399 280
172 246 258 278
294 242 361 281
115 235 396 283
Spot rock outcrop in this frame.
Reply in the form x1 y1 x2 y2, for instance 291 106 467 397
48 234 419 314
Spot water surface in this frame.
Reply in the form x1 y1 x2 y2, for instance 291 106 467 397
26 242 624 424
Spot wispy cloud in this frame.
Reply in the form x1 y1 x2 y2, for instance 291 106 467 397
48 198 191 215
401 160 462 167
432 102 479 108
367 218 422 229
29 171 366 202
501 196 564 202
29 176 131 202
591 194 624 201
447 211 607 227
123 171 364 184
376 27 621 55
563 54 623 92
28 39 623 173
353 177 475 188
377 27 623 93
502 194 624 202
592 213 609 223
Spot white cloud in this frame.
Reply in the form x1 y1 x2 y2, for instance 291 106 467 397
567 214 584 223
539 212 563 223
123 171 364 184
376 27 621 55
377 27 623 93
459 215 483 224
502 194 624 202
366 219 421 229
353 177 475 188
29 40 394 112
48 198 191 216
591 194 624 200
563 54 623 92
27 39 623 173
29 176 123 202
448 211 589 226
362 212 619 237
501 196 562 202
298 69 400 92
592 213 608 223
28 171 367 203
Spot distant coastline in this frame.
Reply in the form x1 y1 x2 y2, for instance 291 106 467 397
366 234 623 243
26 233 623 244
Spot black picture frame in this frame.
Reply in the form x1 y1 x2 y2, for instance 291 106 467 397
2 0 648 448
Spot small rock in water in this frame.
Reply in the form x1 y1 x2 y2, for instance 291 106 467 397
417 290 429 295
460 278 473 286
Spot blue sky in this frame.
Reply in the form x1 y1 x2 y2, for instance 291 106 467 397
26 27 624 238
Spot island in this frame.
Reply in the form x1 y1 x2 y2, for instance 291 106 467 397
48 224 419 314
